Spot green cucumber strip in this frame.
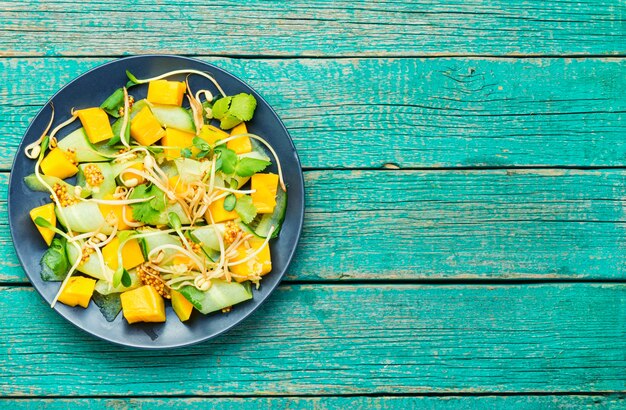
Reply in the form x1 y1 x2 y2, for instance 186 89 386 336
76 162 116 199
65 241 111 281
56 201 113 235
92 292 122 322
255 187 287 238
24 174 91 198
56 128 114 162
178 280 252 314
130 99 149 119
150 104 195 133
140 230 182 263
190 224 225 252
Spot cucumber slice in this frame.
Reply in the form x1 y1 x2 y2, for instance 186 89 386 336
65 241 111 281
255 187 287 238
24 174 91 198
178 280 252 314
151 104 194 133
175 158 211 184
57 128 116 162
95 270 141 295
191 224 225 252
56 201 114 234
76 163 116 199
140 229 181 262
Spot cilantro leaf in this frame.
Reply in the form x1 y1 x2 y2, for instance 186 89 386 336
129 185 167 225
216 147 238 174
192 137 211 152
219 114 242 130
235 195 257 224
211 96 232 119
40 237 69 282
235 157 270 177
229 93 257 121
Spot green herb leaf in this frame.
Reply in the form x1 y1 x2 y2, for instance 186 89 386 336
129 185 167 225
100 88 125 118
112 267 123 288
40 237 69 282
223 194 237 211
211 96 232 119
92 292 122 322
109 117 130 146
121 269 132 287
229 93 257 121
235 157 271 177
34 216 55 230
181 147 193 158
215 147 238 174
192 137 211 152
126 70 140 84
234 195 257 224
219 114 242 130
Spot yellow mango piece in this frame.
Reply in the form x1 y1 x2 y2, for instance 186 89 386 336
227 122 252 154
230 237 272 281
102 236 145 271
168 175 188 195
198 124 228 146
120 285 166 324
147 80 186 106
161 127 195 160
171 290 194 322
40 147 78 179
98 194 134 230
77 108 114 143
205 195 239 223
130 106 166 146
251 173 279 214
29 203 56 245
58 276 96 308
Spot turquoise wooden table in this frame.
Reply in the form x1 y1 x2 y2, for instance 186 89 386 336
1 1 625 408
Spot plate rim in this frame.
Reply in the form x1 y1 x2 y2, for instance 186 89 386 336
8 54 305 349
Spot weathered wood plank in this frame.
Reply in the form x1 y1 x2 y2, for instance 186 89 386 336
4 169 626 282
2 396 625 409
1 57 624 170
0 1 624 57
1 284 625 395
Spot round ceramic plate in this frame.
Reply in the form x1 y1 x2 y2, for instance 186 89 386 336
8 55 304 349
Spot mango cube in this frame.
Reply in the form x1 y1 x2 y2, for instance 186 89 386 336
130 106 165 146
168 175 189 195
120 285 166 324
29 203 56 245
147 80 186 106
198 124 228 146
230 237 272 281
98 194 134 230
227 122 252 154
161 127 195 160
171 290 194 322
251 173 279 214
40 148 78 179
58 276 96 308
205 195 239 223
77 108 114 143
102 236 145 271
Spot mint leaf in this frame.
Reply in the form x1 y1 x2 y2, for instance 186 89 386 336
235 157 270 177
40 237 69 282
235 195 257 224
211 96 232 119
229 93 257 121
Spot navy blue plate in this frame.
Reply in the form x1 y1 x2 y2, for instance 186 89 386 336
8 55 304 349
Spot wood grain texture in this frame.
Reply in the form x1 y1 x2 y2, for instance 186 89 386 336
0 1 624 57
4 169 626 282
1 57 625 169
1 284 625 395
3 396 626 409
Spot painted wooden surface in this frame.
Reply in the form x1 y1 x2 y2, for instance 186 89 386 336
3 169 626 283
2 284 626 395
1 0 625 406
1 57 625 169
1 1 625 57
3 396 626 409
